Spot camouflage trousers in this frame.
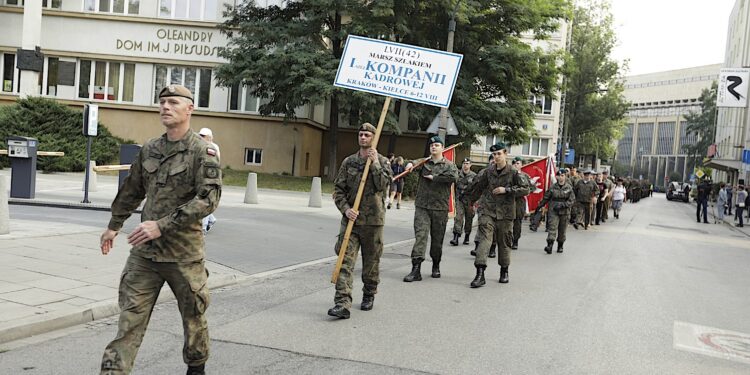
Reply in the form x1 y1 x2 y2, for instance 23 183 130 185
602 195 612 220
575 201 592 227
452 200 475 235
411 207 449 263
334 223 384 309
513 199 526 244
474 215 512 267
101 255 210 375
546 209 570 242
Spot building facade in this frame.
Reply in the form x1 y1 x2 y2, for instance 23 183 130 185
618 64 720 185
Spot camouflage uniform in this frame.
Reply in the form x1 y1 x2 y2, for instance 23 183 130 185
453 169 477 236
602 177 614 220
538 181 576 244
101 131 221 375
512 171 531 247
467 163 530 268
332 152 392 309
568 174 581 223
574 178 596 228
410 157 459 263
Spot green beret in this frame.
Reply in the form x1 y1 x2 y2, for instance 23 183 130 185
429 135 444 145
359 123 377 134
556 168 567 176
513 156 524 163
159 85 194 102
489 142 507 152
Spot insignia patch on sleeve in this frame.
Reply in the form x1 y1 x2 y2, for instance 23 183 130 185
207 148 217 156
206 167 219 179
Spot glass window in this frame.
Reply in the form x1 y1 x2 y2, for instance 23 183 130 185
543 96 552 114
244 87 258 112
171 66 183 85
99 0 111 12
128 0 139 13
94 61 107 99
47 57 59 96
85 0 95 11
154 65 167 103
198 68 211 108
154 65 211 108
123 64 135 102
175 0 188 18
540 138 549 156
229 82 240 110
245 148 262 165
522 140 531 155
160 0 217 20
159 0 172 17
108 62 121 101
2 53 15 93
88 0 139 14
531 138 540 155
189 0 202 19
114 0 125 13
78 60 91 98
184 67 197 95
204 0 216 20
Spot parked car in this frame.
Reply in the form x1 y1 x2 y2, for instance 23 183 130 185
666 181 689 202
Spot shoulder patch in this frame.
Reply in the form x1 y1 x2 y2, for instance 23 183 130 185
207 148 217 156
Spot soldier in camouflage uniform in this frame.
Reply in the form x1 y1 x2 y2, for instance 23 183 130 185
403 136 459 282
568 167 581 224
573 170 596 230
327 123 392 319
450 158 477 246
537 169 576 254
601 170 614 221
467 143 530 288
511 156 531 250
99 85 221 375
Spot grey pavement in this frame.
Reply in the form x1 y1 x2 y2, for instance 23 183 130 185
1 191 749 374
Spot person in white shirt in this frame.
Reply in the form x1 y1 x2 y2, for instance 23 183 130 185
199 128 220 233
611 178 627 219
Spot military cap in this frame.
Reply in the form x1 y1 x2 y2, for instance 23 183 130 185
489 142 507 152
556 168 567 176
429 135 444 145
513 156 524 163
462 157 471 163
359 122 377 134
602 170 609 175
158 84 193 102
582 169 591 175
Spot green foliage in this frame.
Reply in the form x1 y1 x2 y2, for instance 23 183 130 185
564 0 629 160
668 171 682 183
0 97 130 172
682 82 717 168
402 169 420 198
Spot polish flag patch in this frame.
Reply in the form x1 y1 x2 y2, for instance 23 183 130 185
207 148 217 156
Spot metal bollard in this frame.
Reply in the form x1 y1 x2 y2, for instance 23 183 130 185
244 173 258 204
308 177 322 208
82 161 98 192
0 176 9 235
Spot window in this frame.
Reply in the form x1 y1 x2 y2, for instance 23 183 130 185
4 0 61 7
77 59 135 102
85 0 139 14
245 148 262 165
1 53 16 93
529 95 553 115
153 65 212 108
160 0 217 21
229 82 264 113
484 134 502 151
519 137 551 156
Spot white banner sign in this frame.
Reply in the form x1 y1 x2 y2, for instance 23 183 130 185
718 68 750 108
334 35 463 108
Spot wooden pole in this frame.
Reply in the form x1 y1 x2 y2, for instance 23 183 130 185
391 143 461 181
331 96 391 284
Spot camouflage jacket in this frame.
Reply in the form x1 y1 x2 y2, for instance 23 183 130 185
467 162 530 220
539 181 576 214
410 157 459 211
334 152 392 226
569 175 581 189
574 179 597 203
456 169 477 203
515 171 532 217
108 131 222 262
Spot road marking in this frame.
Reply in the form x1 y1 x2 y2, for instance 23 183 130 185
673 321 750 365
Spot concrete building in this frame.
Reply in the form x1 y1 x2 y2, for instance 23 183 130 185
617 64 720 185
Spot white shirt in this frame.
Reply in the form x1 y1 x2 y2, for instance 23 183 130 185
613 185 626 201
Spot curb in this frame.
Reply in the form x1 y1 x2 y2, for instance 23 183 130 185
0 239 415 346
7 199 141 213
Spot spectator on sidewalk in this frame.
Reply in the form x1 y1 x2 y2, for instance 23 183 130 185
611 178 627 219
388 156 405 209
736 185 747 227
199 128 220 234
717 183 727 222
696 178 710 224
725 184 734 216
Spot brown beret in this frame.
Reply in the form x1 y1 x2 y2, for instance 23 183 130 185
359 123 377 134
159 85 194 102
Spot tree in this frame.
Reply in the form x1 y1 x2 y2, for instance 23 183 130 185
682 82 717 170
216 0 571 179
563 0 629 165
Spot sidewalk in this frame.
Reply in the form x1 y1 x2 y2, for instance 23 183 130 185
0 169 417 345
699 200 750 237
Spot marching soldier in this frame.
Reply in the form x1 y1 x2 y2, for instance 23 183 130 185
450 158 477 246
403 136 459 282
99 85 221 375
568 167 581 224
467 143 530 288
537 169 575 254
601 170 614 222
328 123 392 319
511 157 531 249
573 169 596 230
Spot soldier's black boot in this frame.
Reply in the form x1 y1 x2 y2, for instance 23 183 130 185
463 233 471 245
327 305 351 319
403 260 422 282
470 265 486 288
488 244 497 258
471 241 478 256
544 240 554 254
431 262 441 278
360 295 374 311
499 266 509 283
449 233 460 246
511 240 518 250
187 364 205 375
557 241 564 253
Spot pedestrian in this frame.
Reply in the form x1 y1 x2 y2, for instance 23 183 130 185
388 156 405 209
198 128 220 234
696 178 710 224
736 185 747 227
717 182 727 222
611 178 627 219
98 85 221 375
726 184 734 216
573 170 596 230
594 172 608 225
466 142 530 287
450 158 477 246
510 156 531 250
537 168 575 254
602 170 614 221
327 123 392 319
403 136 459 282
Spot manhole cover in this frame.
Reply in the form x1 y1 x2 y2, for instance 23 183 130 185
381 253 410 259
674 321 750 364
650 224 709 234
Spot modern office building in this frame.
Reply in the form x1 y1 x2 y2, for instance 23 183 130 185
617 64 720 184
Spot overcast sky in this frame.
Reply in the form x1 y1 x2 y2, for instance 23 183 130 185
609 0 736 77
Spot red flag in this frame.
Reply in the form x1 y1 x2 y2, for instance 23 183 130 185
443 146 456 218
522 157 551 212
